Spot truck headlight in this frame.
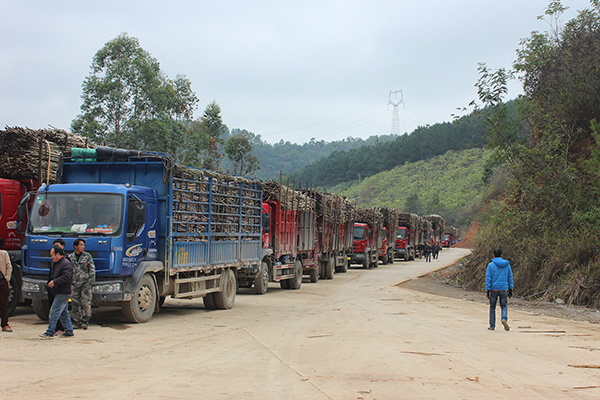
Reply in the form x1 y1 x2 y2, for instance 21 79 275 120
23 282 41 291
93 283 122 293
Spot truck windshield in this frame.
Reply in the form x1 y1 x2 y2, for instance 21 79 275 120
396 228 406 239
353 226 365 240
28 192 123 236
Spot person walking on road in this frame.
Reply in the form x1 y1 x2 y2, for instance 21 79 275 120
0 249 13 333
48 238 66 333
40 246 74 338
69 238 95 330
424 243 432 262
486 248 514 331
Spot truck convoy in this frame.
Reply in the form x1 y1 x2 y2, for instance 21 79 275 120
21 147 263 322
8 128 455 323
424 214 445 245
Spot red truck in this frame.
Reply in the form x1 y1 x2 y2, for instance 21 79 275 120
238 179 315 293
348 208 384 269
311 190 354 281
442 226 458 247
378 208 397 265
0 178 39 314
395 212 422 261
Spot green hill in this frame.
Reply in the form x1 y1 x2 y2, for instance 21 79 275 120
336 147 491 231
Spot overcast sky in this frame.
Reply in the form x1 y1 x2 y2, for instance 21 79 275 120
0 0 592 144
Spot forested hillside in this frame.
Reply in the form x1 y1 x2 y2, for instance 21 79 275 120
336 147 491 231
223 129 397 180
287 112 487 188
461 2 600 309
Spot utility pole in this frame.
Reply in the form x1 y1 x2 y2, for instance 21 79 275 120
388 90 404 136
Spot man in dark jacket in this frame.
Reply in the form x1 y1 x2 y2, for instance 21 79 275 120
40 246 74 338
485 248 514 331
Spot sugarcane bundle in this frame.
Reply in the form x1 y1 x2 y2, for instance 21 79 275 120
423 214 445 233
397 212 420 230
0 126 94 183
443 226 459 237
420 218 432 234
380 207 398 229
262 180 315 212
355 207 384 230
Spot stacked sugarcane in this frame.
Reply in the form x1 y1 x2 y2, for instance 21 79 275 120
380 207 398 231
443 226 459 237
0 126 95 183
355 206 384 231
397 212 420 230
171 165 262 241
423 214 445 242
262 179 315 212
300 189 355 223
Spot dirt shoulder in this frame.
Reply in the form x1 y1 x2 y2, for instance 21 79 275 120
399 259 600 325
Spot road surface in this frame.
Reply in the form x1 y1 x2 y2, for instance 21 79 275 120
2 248 600 399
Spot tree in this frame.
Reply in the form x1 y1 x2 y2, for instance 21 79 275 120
189 101 227 170
71 33 198 161
224 132 260 176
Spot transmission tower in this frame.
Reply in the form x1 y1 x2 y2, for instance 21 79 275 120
388 90 404 135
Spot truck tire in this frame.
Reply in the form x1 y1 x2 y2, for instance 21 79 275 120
8 273 20 316
122 273 156 323
404 251 410 261
32 299 50 321
382 253 389 265
254 262 269 294
288 259 303 290
203 293 217 310
215 269 236 309
340 257 348 273
388 249 395 264
325 257 334 280
309 268 319 283
362 257 369 269
409 249 415 261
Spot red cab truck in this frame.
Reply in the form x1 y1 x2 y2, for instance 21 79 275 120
378 208 397 265
0 178 39 314
348 208 383 269
237 179 314 293
395 212 421 261
442 226 458 247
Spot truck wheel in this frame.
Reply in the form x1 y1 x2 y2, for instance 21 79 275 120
362 258 369 269
8 273 20 316
409 249 415 261
382 253 389 265
388 249 395 264
288 259 303 290
254 262 269 294
215 269 236 309
122 273 156 323
203 293 217 310
340 257 348 273
325 257 334 280
32 299 50 321
404 251 410 261
309 268 319 283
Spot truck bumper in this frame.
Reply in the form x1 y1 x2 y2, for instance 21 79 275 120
348 253 365 264
394 248 406 258
21 276 125 302
21 276 48 300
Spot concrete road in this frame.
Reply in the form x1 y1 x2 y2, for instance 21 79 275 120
2 248 600 399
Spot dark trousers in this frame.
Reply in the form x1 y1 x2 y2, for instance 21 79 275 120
0 278 10 327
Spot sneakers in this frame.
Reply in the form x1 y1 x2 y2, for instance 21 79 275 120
57 331 74 337
39 333 54 339
2 324 12 332
502 320 510 331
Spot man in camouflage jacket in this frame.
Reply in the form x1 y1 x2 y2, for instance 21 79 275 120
69 238 95 329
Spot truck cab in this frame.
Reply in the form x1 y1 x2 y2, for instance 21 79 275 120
348 223 378 269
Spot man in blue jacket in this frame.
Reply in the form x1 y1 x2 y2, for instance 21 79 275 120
486 248 514 331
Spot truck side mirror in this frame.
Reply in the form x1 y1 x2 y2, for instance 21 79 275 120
262 212 270 234
16 193 31 233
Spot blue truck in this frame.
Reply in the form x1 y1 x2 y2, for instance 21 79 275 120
20 147 263 323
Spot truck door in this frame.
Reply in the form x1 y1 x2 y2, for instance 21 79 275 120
123 193 156 275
